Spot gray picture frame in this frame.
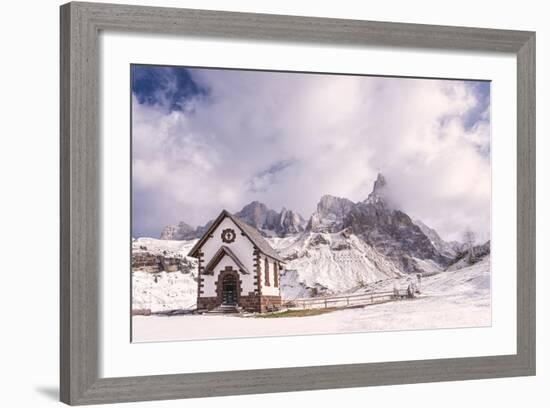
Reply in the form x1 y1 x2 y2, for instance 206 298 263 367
60 1 536 405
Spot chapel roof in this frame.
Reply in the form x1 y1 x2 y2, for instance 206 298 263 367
188 210 285 263
203 245 250 274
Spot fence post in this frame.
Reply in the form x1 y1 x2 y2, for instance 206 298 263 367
347 297 349 306
324 299 327 308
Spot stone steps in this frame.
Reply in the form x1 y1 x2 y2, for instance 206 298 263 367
207 304 242 314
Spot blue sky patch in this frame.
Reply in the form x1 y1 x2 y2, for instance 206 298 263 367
131 65 208 112
463 81 490 130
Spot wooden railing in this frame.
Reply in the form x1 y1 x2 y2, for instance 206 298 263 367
283 289 411 310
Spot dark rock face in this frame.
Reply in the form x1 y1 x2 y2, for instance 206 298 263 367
341 174 453 272
306 195 355 233
278 208 306 235
296 173 457 273
193 220 214 239
448 240 491 269
344 204 450 272
302 173 453 272
132 252 195 273
234 201 306 236
475 240 491 257
234 201 280 230
309 233 331 247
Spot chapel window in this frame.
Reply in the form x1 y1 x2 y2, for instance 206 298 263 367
264 257 270 286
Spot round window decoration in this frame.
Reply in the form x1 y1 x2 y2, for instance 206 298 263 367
221 228 236 243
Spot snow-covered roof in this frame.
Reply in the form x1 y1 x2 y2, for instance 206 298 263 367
188 209 285 263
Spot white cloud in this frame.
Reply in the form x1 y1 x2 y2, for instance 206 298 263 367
132 68 490 243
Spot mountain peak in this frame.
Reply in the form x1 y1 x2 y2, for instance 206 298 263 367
372 173 387 195
160 201 306 240
365 173 389 205
241 200 268 210
307 195 355 233
317 195 355 216
318 194 353 204
235 201 277 228
235 201 305 237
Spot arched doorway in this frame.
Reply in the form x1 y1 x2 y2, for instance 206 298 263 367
221 273 238 305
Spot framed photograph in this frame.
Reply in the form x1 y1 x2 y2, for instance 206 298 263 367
60 1 535 405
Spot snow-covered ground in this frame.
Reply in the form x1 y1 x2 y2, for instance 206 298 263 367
133 237 198 257
132 233 404 311
132 238 199 312
132 256 491 342
275 231 403 297
133 271 198 312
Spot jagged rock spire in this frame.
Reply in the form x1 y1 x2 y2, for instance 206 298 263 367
365 173 388 205
372 173 386 195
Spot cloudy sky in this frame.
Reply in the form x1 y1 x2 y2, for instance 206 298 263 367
132 65 491 243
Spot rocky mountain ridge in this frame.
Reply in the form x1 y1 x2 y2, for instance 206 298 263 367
159 173 479 275
341 174 453 272
302 174 458 273
306 195 355 233
160 201 306 240
235 201 306 236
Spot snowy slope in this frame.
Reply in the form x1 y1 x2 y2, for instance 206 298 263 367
271 230 403 298
133 270 198 312
423 255 490 296
133 256 491 341
351 254 490 297
410 257 443 275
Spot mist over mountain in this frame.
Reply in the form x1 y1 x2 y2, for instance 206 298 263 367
413 219 462 259
340 174 454 272
159 173 477 276
298 174 458 273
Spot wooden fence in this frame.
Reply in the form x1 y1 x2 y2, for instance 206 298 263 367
283 288 412 310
